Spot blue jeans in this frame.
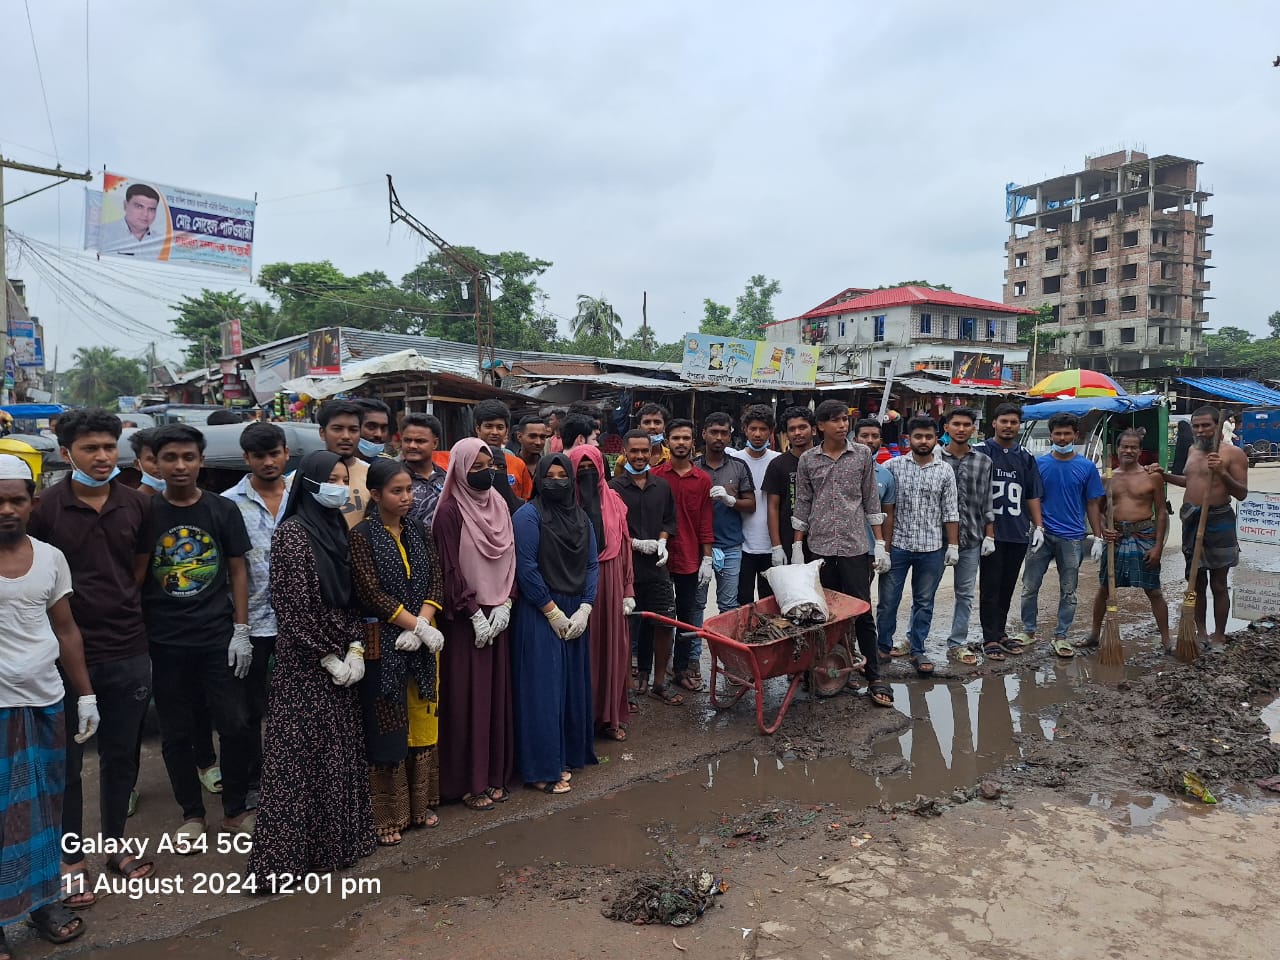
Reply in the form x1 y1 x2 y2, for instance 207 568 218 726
876 547 945 658
948 544 981 648
1019 531 1084 638
691 545 741 662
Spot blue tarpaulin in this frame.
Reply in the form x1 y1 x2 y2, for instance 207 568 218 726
1022 396 1158 420
0 404 68 418
1176 377 1280 407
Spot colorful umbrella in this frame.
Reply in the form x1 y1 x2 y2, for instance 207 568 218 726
1027 369 1126 398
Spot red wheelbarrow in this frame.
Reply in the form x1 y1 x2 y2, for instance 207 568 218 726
641 589 870 735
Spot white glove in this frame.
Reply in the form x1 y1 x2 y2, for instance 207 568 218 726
1089 536 1105 563
75 695 99 744
655 539 669 567
544 605 571 639
622 597 636 616
981 536 996 557
321 653 351 686
873 540 891 575
709 485 737 507
697 555 714 586
631 538 659 555
228 624 253 679
471 610 494 648
395 629 422 652
771 545 788 566
415 616 445 654
343 644 366 685
487 600 512 636
791 542 806 566
565 603 592 640
944 544 959 567
1029 526 1045 553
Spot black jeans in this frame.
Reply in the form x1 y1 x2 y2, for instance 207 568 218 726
815 553 879 683
738 552 775 607
671 572 701 674
246 635 275 792
979 541 1029 645
61 653 152 866
150 643 252 822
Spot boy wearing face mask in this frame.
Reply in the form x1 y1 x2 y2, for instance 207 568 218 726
613 403 671 476
30 409 154 895
353 398 394 461
129 428 167 495
727 405 780 605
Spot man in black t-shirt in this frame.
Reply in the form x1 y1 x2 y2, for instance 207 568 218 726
764 406 817 566
134 424 255 844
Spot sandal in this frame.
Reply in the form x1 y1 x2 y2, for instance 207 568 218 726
982 642 1007 662
890 639 910 658
909 656 935 677
61 866 96 909
462 793 495 811
1050 636 1076 659
376 829 402 846
648 685 685 706
171 819 205 855
197 765 223 795
485 786 509 803
868 683 895 708
27 903 85 945
527 780 571 795
947 646 979 665
675 671 703 692
413 811 440 829
598 725 628 741
106 853 154 881
1073 635 1100 649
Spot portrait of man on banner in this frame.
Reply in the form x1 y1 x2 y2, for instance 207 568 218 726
99 182 165 259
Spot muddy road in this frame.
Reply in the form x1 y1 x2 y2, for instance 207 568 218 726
12 468 1280 960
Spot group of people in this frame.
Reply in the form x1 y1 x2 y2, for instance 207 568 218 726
0 391 1245 958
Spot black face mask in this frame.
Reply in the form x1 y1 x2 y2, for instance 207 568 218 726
541 478 574 504
466 469 495 491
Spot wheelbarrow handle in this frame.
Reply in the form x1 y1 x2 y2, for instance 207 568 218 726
637 610 735 647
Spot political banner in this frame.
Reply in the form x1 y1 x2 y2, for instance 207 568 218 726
220 319 243 358
6 319 44 369
308 328 341 376
85 173 255 277
951 350 1005 387
681 333 818 389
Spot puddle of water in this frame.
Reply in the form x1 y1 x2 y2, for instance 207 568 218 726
1087 790 1180 828
1260 696 1280 745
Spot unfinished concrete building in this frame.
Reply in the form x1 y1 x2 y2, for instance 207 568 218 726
1003 150 1212 373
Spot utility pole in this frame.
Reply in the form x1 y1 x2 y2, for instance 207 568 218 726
1 156 93 403
386 175 495 382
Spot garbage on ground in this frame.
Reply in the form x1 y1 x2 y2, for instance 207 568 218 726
602 870 727 926
1182 771 1218 804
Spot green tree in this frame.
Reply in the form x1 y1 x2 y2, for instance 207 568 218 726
699 299 734 336
258 261 400 335
170 291 255 368
731 274 781 340
570 295 623 347
1267 310 1280 339
1202 326 1254 363
65 347 146 408
878 280 953 290
1018 303 1059 345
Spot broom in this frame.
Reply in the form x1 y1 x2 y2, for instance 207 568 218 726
1098 436 1124 665
1175 414 1220 663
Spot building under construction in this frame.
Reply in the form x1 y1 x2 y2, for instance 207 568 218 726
1003 150 1212 373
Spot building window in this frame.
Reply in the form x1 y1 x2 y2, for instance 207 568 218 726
1048 305 1059 322
1092 299 1107 316
1120 327 1136 344
1042 276 1061 294
1012 281 1026 297
960 317 976 341
1045 245 1059 262
986 319 998 340
1075 301 1087 317
1093 236 1109 253
999 319 1009 341
1014 252 1028 268
941 316 951 338
919 312 932 334
1158 326 1169 345
1121 263 1138 281
838 321 846 338
873 315 886 342
1120 295 1137 312
1149 294 1167 312
1077 270 1089 288
1088 331 1104 346
1152 229 1170 247
1123 230 1139 247
1093 267 1108 284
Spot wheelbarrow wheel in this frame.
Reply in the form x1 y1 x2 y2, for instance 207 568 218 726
810 645 851 698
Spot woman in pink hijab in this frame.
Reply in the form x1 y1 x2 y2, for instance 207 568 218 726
567 445 634 740
433 438 517 810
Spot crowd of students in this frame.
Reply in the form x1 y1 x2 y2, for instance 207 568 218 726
0 393 1245 958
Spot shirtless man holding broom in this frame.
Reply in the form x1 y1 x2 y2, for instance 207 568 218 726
1151 406 1248 645
1079 429 1170 652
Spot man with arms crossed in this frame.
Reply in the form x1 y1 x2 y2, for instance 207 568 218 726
765 406 816 567
729 405 780 604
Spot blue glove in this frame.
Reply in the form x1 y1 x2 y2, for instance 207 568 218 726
711 547 726 572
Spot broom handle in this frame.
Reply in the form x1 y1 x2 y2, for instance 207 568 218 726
1105 437 1117 603
1183 417 1222 599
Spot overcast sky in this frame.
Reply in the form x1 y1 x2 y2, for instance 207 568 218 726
3 0 1277 370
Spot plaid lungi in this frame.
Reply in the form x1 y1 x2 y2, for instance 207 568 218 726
1180 503 1239 577
1099 523 1162 591
0 703 66 924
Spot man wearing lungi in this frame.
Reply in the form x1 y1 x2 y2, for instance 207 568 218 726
1080 430 1170 651
1154 406 1249 645
0 455 99 954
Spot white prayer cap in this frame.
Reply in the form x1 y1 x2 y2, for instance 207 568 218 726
0 454 34 481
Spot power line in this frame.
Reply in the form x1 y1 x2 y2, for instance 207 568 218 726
84 0 91 168
23 0 60 161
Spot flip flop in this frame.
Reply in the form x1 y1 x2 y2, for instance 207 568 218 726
527 780 571 795
982 642 1007 662
868 683 895 708
197 766 223 795
1050 636 1076 658
890 639 911 657
171 820 205 855
947 646 979 665
648 685 685 706
106 854 154 881
909 656 935 677
60 867 96 909
27 904 85 945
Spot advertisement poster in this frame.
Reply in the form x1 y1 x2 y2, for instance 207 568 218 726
220 319 244 358
85 173 255 277
1237 492 1280 545
7 319 45 369
681 333 818 389
951 350 1004 387
308 328 341 376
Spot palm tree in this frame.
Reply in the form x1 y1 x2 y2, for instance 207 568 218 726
65 346 146 408
571 294 623 347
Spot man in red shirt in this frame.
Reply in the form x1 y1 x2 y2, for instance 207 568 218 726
652 418 714 690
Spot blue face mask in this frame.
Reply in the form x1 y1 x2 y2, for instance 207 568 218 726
358 438 385 458
140 471 167 492
68 455 121 488
624 461 649 475
648 433 665 445
1051 442 1075 455
746 439 771 452
307 478 349 509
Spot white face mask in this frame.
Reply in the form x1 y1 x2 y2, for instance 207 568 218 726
308 479 348 509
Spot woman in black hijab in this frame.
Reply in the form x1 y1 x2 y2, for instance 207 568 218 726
246 451 375 890
510 454 600 795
